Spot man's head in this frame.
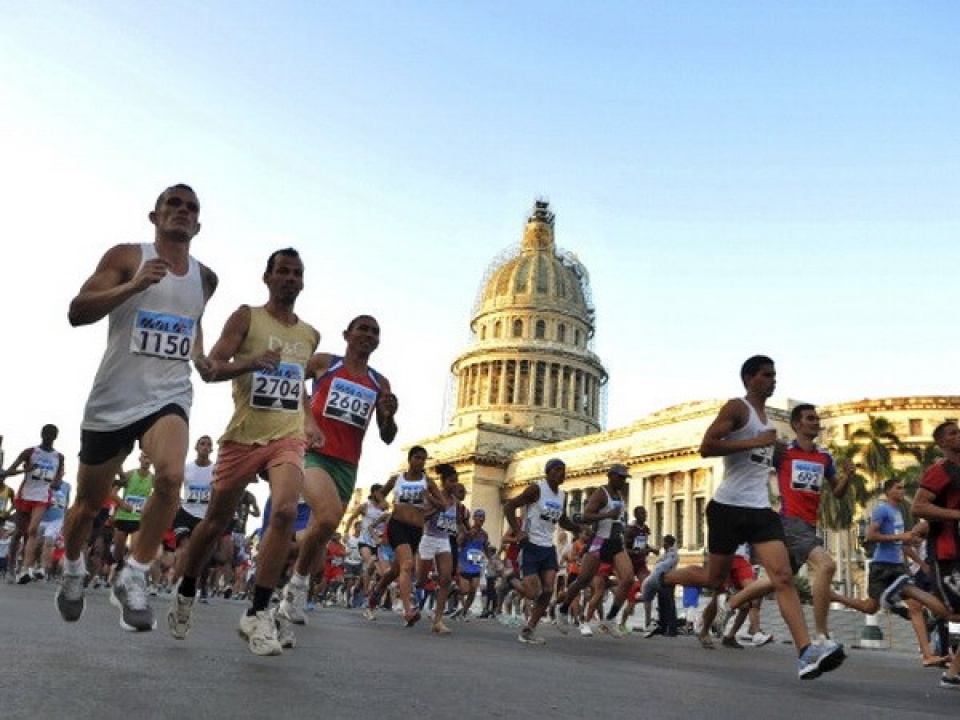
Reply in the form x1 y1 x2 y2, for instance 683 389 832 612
150 184 201 242
40 424 58 445
883 477 905 502
933 421 960 451
263 248 304 304
740 355 775 397
368 483 384 501
195 435 213 460
663 534 676 548
633 505 647 524
790 403 821 439
607 463 630 490
545 458 566 483
138 452 152 471
344 315 381 355
472 508 486 526
408 445 428 470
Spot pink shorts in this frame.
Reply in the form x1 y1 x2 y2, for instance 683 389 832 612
213 438 305 491
14 498 50 515
726 556 756 591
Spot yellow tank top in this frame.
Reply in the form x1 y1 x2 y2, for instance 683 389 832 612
219 306 320 445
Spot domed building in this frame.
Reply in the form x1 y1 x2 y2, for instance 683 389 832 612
395 199 960 580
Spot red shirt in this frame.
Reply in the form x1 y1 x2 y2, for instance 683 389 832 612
310 357 383 466
777 442 835 525
919 460 960 561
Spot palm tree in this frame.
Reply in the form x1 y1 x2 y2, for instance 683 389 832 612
821 442 870 596
849 415 904 492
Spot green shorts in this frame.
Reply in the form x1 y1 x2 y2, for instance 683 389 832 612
304 452 358 504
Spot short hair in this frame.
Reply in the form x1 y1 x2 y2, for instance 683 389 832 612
408 445 428 460
790 403 816 426
155 184 196 212
41 424 58 437
347 315 377 332
368 483 384 499
883 477 902 493
265 248 301 275
740 355 774 382
933 421 957 444
435 463 457 480
663 534 676 547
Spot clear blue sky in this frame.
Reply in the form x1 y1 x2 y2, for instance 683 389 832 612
2 3 958 501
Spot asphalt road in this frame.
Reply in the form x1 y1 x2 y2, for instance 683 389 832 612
2 581 957 720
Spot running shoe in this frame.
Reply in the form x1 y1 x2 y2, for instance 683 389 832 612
555 612 571 635
518 626 546 645
697 632 715 649
111 567 156 631
597 620 625 638
16 571 31 585
32 567 46 581
238 609 283 656
167 592 196 640
580 621 595 637
404 609 422 627
275 612 297 649
721 636 744 649
642 623 661 639
940 673 960 690
362 608 377 621
278 581 309 625
431 620 452 635
56 572 86 622
752 631 774 647
797 640 846 679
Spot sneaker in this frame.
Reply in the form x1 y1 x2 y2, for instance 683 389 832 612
278 581 308 625
880 574 912 611
431 620 452 635
167 593 196 640
642 623 661 639
275 612 297 649
404 609 422 627
697 632 716 649
110 567 156 631
797 640 846 679
752 631 774 647
16 571 31 585
692 612 705 637
580 621 595 637
597 620 625 638
238 610 283 656
555 612 571 635
940 673 960 690
32 567 46 581
148 584 159 597
55 572 86 622
362 608 377 621
518 626 546 645
721 636 744 649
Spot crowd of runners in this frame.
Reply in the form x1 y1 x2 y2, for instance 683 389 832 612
2 185 960 692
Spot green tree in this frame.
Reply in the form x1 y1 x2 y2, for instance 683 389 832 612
849 415 903 492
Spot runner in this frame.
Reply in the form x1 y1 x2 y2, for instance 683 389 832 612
503 458 581 645
415 464 464 634
57 184 217 631
278 314 398 625
39 479 72 579
111 453 154 572
4 424 65 583
344 484 389 602
166 248 320 655
456 508 490 620
643 356 845 679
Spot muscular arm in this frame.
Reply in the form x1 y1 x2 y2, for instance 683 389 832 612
579 488 614 524
913 487 960 523
373 374 398 445
504 485 540 536
699 400 775 458
68 244 157 326
195 305 263 382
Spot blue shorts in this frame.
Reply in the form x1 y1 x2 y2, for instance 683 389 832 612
519 541 559 577
261 498 312 534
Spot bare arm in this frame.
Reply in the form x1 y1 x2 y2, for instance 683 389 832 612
913 488 960 523
579 488 617 524
700 400 776 458
69 244 167 326
504 485 540 537
195 306 278 382
374 374 398 445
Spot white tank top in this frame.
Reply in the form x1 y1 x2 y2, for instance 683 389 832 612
181 461 214 519
359 502 385 545
524 480 565 548
712 398 775 509
18 446 61 502
394 473 428 509
82 244 206 431
594 486 625 540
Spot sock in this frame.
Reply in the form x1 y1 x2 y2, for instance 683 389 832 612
606 603 622 622
179 576 197 598
65 556 86 575
127 557 151 574
251 585 273 613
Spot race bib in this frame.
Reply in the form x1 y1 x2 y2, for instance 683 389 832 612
131 310 196 360
436 512 458 532
126 495 146 514
322 377 377 429
466 549 485 564
790 460 824 493
539 500 562 524
749 444 774 468
186 485 211 504
30 461 57 483
396 483 425 505
251 362 303 412
633 534 648 551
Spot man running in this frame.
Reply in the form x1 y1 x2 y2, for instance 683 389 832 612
504 458 581 645
57 184 217 631
644 356 845 679
278 314 398 625
111 453 154 572
167 248 320 656
5 424 65 583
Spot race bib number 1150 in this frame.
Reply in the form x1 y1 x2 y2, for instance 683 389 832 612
131 310 196 361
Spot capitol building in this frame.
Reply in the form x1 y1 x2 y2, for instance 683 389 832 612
400 200 960 567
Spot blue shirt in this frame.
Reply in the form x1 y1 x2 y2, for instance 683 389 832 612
871 501 904 564
42 482 71 522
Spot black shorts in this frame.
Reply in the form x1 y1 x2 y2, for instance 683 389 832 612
868 561 910 600
79 404 188 466
599 535 625 564
706 500 785 555
387 518 423 551
173 507 203 541
932 559 960 613
113 519 141 534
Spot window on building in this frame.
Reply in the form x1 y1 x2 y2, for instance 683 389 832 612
533 362 546 406
493 321 502 339
694 497 706 548
654 501 664 541
909 418 922 437
574 329 582 347
535 319 546 339
512 319 523 338
479 325 486 340
557 324 566 343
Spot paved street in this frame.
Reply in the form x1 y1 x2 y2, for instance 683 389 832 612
3 581 958 720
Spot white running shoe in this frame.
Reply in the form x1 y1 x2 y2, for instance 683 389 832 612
167 592 196 640
580 621 594 637
238 609 283 656
111 567 156 632
277 581 308 625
